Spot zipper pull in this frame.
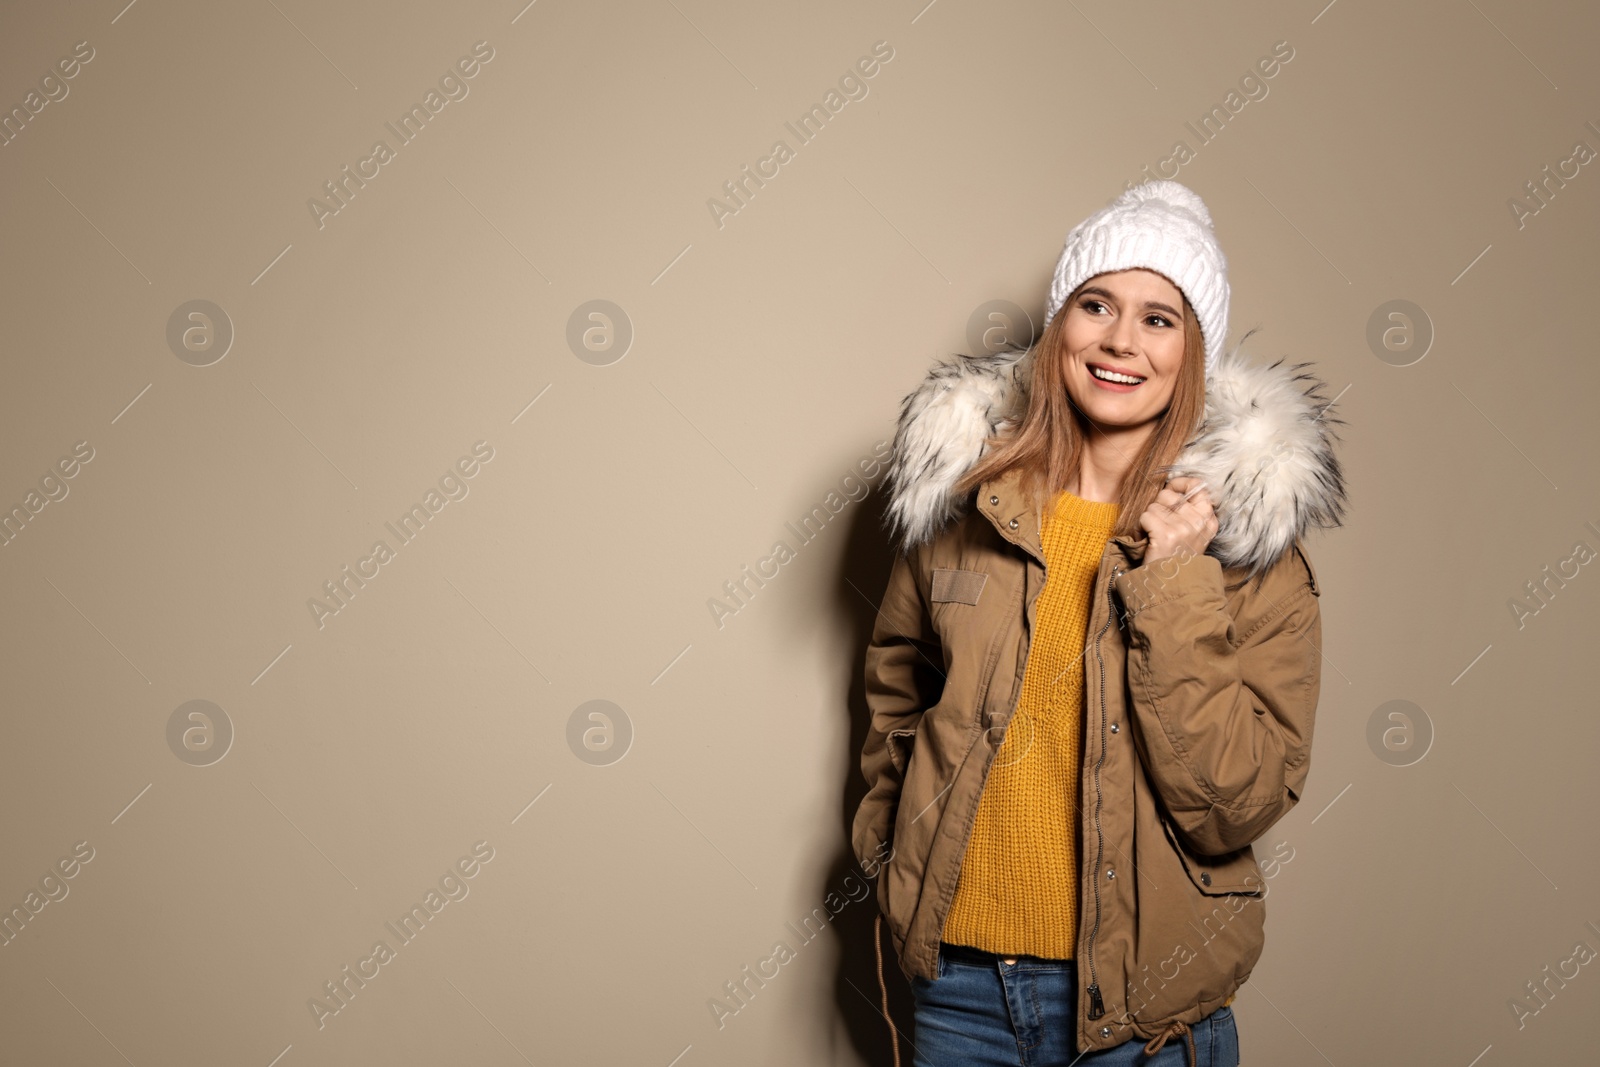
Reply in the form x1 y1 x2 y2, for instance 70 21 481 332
1086 982 1105 1018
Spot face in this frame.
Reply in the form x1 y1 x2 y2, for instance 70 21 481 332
1059 268 1188 435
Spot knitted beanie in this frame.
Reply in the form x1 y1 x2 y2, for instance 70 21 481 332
1042 180 1230 369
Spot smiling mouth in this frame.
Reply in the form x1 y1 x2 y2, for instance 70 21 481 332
1088 364 1146 385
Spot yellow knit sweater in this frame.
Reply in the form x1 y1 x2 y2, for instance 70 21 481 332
942 489 1119 958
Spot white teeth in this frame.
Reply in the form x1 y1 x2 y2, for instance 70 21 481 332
1090 366 1144 385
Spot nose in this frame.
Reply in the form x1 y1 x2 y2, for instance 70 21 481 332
1104 310 1137 355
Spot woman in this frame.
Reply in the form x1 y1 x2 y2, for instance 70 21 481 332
851 181 1347 1066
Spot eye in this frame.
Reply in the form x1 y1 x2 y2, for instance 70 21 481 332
1146 313 1175 328
1080 298 1109 314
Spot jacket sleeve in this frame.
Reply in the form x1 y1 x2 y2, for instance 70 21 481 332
1112 542 1322 856
851 539 945 877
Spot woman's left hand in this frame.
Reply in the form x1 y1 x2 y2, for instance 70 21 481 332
1140 476 1218 565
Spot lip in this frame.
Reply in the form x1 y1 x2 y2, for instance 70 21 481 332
1085 362 1146 392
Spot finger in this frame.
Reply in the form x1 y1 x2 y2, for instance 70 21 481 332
1155 486 1194 509
1153 487 1197 513
1157 491 1205 523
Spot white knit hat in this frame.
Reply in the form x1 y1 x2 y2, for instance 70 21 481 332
1042 180 1230 369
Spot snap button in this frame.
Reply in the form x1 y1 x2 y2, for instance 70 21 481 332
1109 723 1119 734
1200 871 1211 886
1106 868 1116 879
989 495 999 505
1100 1026 1111 1038
1008 518 1019 530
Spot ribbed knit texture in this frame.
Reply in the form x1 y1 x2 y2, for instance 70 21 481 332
942 490 1119 958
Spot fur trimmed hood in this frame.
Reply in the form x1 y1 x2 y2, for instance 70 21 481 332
880 329 1349 578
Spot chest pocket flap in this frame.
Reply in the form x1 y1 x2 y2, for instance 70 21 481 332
931 567 987 606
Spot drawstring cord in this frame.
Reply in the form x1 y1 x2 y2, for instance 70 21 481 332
873 912 902 1067
1143 1017 1198 1067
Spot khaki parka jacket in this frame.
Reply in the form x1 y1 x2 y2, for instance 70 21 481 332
851 340 1347 1057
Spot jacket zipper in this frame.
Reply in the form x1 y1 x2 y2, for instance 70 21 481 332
1083 560 1123 1021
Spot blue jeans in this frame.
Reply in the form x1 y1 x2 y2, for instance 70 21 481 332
910 942 1240 1067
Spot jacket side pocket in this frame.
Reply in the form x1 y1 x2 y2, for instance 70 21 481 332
886 728 917 776
1161 814 1264 896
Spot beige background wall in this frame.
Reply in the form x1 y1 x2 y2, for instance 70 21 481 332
2 1 1597 1064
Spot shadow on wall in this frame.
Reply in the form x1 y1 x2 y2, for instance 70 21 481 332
831 485 918 1066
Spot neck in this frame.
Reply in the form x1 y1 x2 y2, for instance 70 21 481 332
1070 419 1157 502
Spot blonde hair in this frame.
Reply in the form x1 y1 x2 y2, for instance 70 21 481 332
952 279 1208 540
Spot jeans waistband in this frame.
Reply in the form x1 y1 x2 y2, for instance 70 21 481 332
939 941 1074 967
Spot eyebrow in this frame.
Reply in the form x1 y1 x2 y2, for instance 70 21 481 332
1078 286 1183 320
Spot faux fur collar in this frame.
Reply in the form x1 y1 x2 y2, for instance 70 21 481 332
880 329 1349 578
